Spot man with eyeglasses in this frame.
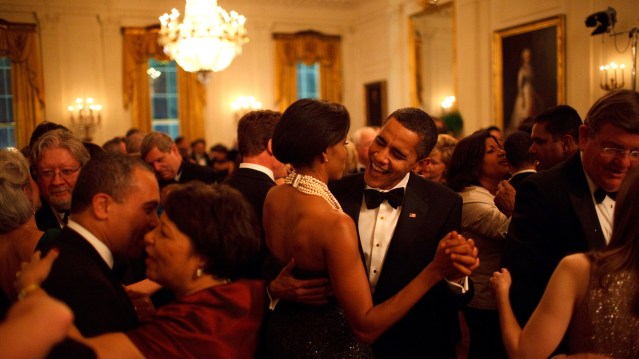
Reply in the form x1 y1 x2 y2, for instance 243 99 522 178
502 89 639 329
30 129 90 230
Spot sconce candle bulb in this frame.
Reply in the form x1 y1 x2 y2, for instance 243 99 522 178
68 97 102 142
599 61 625 91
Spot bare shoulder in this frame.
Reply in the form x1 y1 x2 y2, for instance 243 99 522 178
557 253 591 274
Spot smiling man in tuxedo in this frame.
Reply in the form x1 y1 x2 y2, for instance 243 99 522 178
330 108 474 358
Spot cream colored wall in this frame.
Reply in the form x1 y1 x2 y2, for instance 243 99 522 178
1 0 637 144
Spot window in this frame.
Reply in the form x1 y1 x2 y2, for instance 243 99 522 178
149 59 179 139
0 58 15 149
297 62 320 99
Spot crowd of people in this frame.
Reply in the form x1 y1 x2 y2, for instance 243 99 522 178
0 89 638 358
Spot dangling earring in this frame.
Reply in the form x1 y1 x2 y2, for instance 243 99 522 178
196 268 203 278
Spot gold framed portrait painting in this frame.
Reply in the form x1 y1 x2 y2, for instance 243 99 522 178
493 15 565 132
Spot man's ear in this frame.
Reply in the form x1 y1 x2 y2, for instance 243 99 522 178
171 144 180 156
266 139 274 156
561 135 574 153
92 193 112 220
413 157 430 173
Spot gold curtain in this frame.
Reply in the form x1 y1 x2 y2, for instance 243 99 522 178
273 31 342 112
122 27 206 138
0 21 45 149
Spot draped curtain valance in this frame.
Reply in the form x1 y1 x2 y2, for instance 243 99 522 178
273 30 342 112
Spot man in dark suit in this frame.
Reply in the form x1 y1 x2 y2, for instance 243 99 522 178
141 132 219 188
30 129 90 230
37 154 160 336
503 90 639 326
224 110 284 279
330 108 474 358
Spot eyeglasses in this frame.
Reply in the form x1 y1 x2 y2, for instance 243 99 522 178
38 166 81 181
595 138 639 163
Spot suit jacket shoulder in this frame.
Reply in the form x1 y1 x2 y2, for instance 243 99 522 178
37 228 138 336
180 160 219 184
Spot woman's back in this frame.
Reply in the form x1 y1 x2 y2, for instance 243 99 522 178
263 183 374 359
265 184 352 272
568 266 639 358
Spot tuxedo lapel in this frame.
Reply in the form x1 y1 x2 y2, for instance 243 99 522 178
61 229 138 321
566 157 607 250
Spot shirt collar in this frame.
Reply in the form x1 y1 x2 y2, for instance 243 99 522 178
66 220 114 269
239 163 275 182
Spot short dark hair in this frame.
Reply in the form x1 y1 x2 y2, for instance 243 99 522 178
103 137 125 154
237 110 281 157
141 132 174 159
446 130 496 192
386 108 437 159
126 128 141 137
164 183 260 279
585 90 639 137
533 105 582 140
273 99 350 168
190 138 205 148
504 130 534 168
71 154 153 213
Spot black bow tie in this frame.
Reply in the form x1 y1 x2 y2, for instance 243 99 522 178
364 188 405 209
594 188 617 204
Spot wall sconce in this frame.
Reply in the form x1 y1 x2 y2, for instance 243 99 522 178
599 61 625 91
231 96 262 121
440 96 456 110
68 97 102 142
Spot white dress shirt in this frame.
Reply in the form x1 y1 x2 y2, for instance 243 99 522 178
582 164 614 245
239 162 275 182
66 220 114 269
358 174 409 292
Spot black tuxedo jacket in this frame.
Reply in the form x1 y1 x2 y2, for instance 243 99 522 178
158 159 219 188
36 227 138 337
330 172 465 358
508 170 535 190
224 167 276 279
35 200 62 231
502 153 606 325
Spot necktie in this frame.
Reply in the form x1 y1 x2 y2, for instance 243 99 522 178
594 188 616 204
364 188 405 209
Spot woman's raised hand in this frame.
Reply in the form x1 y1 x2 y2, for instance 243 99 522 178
14 249 59 297
489 268 512 299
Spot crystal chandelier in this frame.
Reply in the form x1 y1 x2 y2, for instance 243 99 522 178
159 0 248 73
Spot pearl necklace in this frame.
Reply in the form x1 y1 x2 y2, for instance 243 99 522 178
285 170 343 211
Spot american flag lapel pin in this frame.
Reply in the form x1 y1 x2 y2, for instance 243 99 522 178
409 213 417 218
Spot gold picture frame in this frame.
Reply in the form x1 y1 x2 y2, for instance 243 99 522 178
364 81 387 127
493 15 565 132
